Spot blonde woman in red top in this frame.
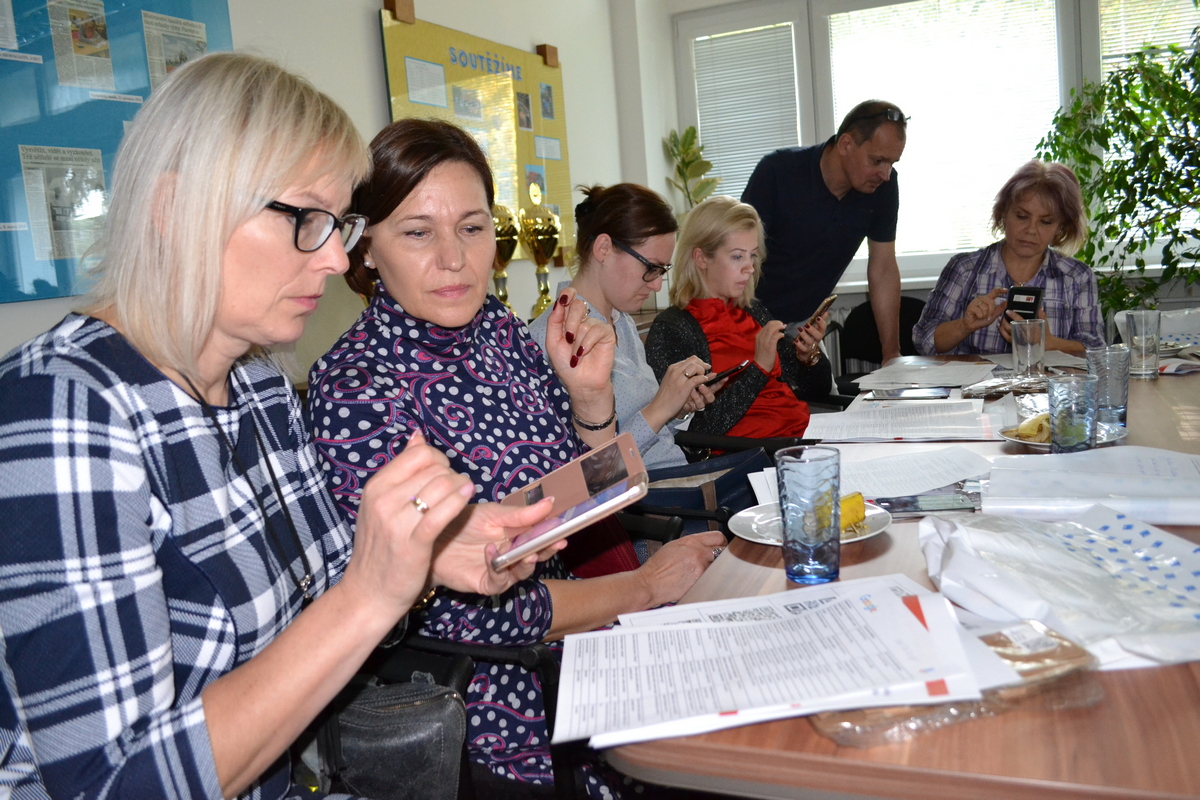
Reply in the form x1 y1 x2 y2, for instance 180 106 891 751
645 195 831 437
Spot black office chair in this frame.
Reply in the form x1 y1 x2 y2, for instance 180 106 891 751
828 296 926 395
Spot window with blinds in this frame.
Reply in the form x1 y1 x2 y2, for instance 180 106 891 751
827 0 1060 257
1101 0 1200 74
692 23 799 201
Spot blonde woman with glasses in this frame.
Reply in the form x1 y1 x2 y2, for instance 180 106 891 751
0 53 556 800
646 195 832 439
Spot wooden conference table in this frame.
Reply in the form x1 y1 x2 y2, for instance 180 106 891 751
607 364 1200 800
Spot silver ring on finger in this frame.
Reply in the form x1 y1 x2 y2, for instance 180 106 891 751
411 495 430 514
712 546 724 560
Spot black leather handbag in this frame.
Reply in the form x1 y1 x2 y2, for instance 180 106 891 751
317 675 465 800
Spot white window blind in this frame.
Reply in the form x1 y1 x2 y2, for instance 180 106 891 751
1101 0 1200 74
693 23 799 200
827 0 1060 257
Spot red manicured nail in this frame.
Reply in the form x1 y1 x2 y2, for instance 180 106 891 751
569 355 579 368
557 293 569 307
565 331 574 344
575 346 584 358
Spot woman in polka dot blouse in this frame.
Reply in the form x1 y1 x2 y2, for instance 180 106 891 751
307 119 726 795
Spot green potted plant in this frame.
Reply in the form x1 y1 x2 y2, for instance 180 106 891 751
1037 24 1199 316
664 126 719 210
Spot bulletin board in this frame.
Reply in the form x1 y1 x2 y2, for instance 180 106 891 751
0 0 232 305
379 10 573 261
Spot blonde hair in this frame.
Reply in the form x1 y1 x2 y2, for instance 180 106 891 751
82 52 370 374
991 160 1088 255
669 195 765 309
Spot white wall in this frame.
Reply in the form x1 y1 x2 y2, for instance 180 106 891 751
0 0 631 374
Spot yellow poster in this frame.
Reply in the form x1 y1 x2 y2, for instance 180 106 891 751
379 11 573 260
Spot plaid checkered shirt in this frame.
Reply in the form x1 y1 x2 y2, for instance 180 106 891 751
0 315 357 800
913 243 1104 356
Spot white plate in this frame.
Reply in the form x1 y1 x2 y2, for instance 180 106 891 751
728 502 892 547
999 422 1128 451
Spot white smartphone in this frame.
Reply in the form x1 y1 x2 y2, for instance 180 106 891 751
490 473 648 570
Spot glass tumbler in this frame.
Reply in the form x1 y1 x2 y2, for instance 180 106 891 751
1010 318 1046 378
775 446 840 585
1086 345 1130 427
1126 309 1161 379
1049 374 1098 453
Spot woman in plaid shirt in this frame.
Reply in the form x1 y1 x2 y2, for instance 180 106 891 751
0 54 556 800
913 161 1103 357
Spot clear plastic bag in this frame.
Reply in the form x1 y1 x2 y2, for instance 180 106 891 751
810 620 1103 747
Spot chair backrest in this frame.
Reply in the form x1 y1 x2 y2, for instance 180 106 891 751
1113 306 1200 344
839 296 926 371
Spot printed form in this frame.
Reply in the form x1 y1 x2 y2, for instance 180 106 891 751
804 402 996 442
554 580 979 747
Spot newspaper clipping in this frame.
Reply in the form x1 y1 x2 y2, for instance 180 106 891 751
1 0 18 51
19 145 106 261
48 0 114 89
142 11 206 90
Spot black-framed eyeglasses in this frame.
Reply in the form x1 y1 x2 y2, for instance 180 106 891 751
266 200 368 253
612 239 671 283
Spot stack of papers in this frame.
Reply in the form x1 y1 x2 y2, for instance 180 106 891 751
804 402 997 442
553 576 983 747
855 362 998 390
748 445 993 503
982 446 1200 525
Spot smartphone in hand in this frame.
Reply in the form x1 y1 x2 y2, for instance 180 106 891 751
785 294 837 341
703 359 751 387
1005 286 1043 320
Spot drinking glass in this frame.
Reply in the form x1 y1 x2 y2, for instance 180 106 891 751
1127 310 1161 379
775 446 840 585
1010 318 1046 378
1049 374 1098 453
1086 345 1130 427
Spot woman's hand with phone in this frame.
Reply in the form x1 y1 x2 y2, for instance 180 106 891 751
644 356 712 431
791 312 828 365
754 320 786 373
431 496 564 589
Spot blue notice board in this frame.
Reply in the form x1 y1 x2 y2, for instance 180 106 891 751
0 1 231 304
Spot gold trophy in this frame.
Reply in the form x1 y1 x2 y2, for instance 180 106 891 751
491 203 519 309
518 183 560 319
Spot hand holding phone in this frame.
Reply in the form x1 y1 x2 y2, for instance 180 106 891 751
704 359 751 387
1005 285 1044 321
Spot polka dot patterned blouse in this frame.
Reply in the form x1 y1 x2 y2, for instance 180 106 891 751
307 283 581 788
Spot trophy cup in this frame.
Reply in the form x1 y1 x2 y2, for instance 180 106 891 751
491 203 519 309
518 183 560 319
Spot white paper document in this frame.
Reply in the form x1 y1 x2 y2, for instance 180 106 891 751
854 363 997 390
748 447 992 504
982 445 1200 525
804 402 996 442
982 351 1087 370
618 574 932 628
555 581 980 748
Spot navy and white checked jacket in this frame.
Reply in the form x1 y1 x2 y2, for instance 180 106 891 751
0 315 356 800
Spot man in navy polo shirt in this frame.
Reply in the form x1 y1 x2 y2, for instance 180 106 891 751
742 100 907 362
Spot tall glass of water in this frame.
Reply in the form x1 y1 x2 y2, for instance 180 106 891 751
1049 374 1099 453
1086 344 1130 427
1127 309 1161 379
775 446 840 585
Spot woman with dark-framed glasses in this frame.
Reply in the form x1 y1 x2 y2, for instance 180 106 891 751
0 53 558 800
528 183 716 469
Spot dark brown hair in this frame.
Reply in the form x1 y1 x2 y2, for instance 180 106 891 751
574 183 678 271
346 118 495 296
835 99 907 145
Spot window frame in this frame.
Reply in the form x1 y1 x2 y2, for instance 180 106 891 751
673 0 1113 288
